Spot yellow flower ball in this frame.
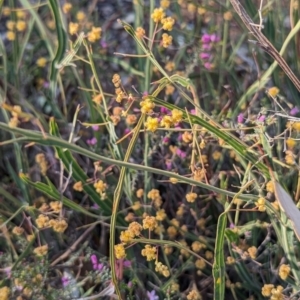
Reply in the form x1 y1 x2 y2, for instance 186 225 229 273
6 31 16 41
33 244 48 256
62 3 72 14
69 22 79 35
268 86 280 98
16 20 26 32
286 138 296 149
151 7 165 23
6 20 15 31
36 57 47 68
76 11 86 22
145 116 159 132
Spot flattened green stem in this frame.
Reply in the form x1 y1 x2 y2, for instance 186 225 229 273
49 0 67 84
151 97 270 177
0 122 259 201
55 32 85 69
213 180 254 300
109 115 145 298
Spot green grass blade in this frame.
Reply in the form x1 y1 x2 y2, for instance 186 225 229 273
48 0 67 85
110 115 145 297
19 173 99 218
213 211 226 300
0 122 258 201
48 118 114 215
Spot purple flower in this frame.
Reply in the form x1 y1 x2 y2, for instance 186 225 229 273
160 107 170 114
229 223 235 229
147 290 159 300
210 33 220 43
200 52 211 60
92 125 99 131
201 33 211 43
202 43 212 51
128 281 133 288
257 115 266 122
290 107 300 116
237 113 244 124
176 148 187 159
123 260 131 268
100 40 108 48
143 91 149 96
43 81 50 88
165 160 172 170
91 203 99 209
90 254 98 265
87 137 97 145
4 267 11 278
97 263 104 271
61 276 70 287
190 109 196 115
162 136 170 144
204 62 213 70
124 128 132 139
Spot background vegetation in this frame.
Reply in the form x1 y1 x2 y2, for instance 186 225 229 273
1 0 300 299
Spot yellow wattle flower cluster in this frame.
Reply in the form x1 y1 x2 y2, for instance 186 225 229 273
62 3 72 14
261 285 284 299
87 26 102 43
156 209 167 221
36 213 68 233
49 201 62 213
135 27 145 39
186 192 197 203
120 222 142 244
36 214 50 228
162 33 172 48
255 197 266 212
278 264 290 280
8 105 22 128
114 243 126 259
69 22 79 35
33 245 48 257
142 101 183 133
155 261 170 277
49 219 68 233
35 153 48 175
149 6 175 48
112 74 125 103
151 8 165 23
12 226 24 236
142 215 158 231
5 11 27 41
161 17 175 31
141 244 156 261
93 180 107 198
73 181 83 191
145 117 159 132
0 287 10 300
140 98 155 114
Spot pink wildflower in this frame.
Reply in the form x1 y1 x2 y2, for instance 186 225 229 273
201 33 211 43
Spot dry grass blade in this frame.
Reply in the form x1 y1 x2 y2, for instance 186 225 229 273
229 0 300 91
